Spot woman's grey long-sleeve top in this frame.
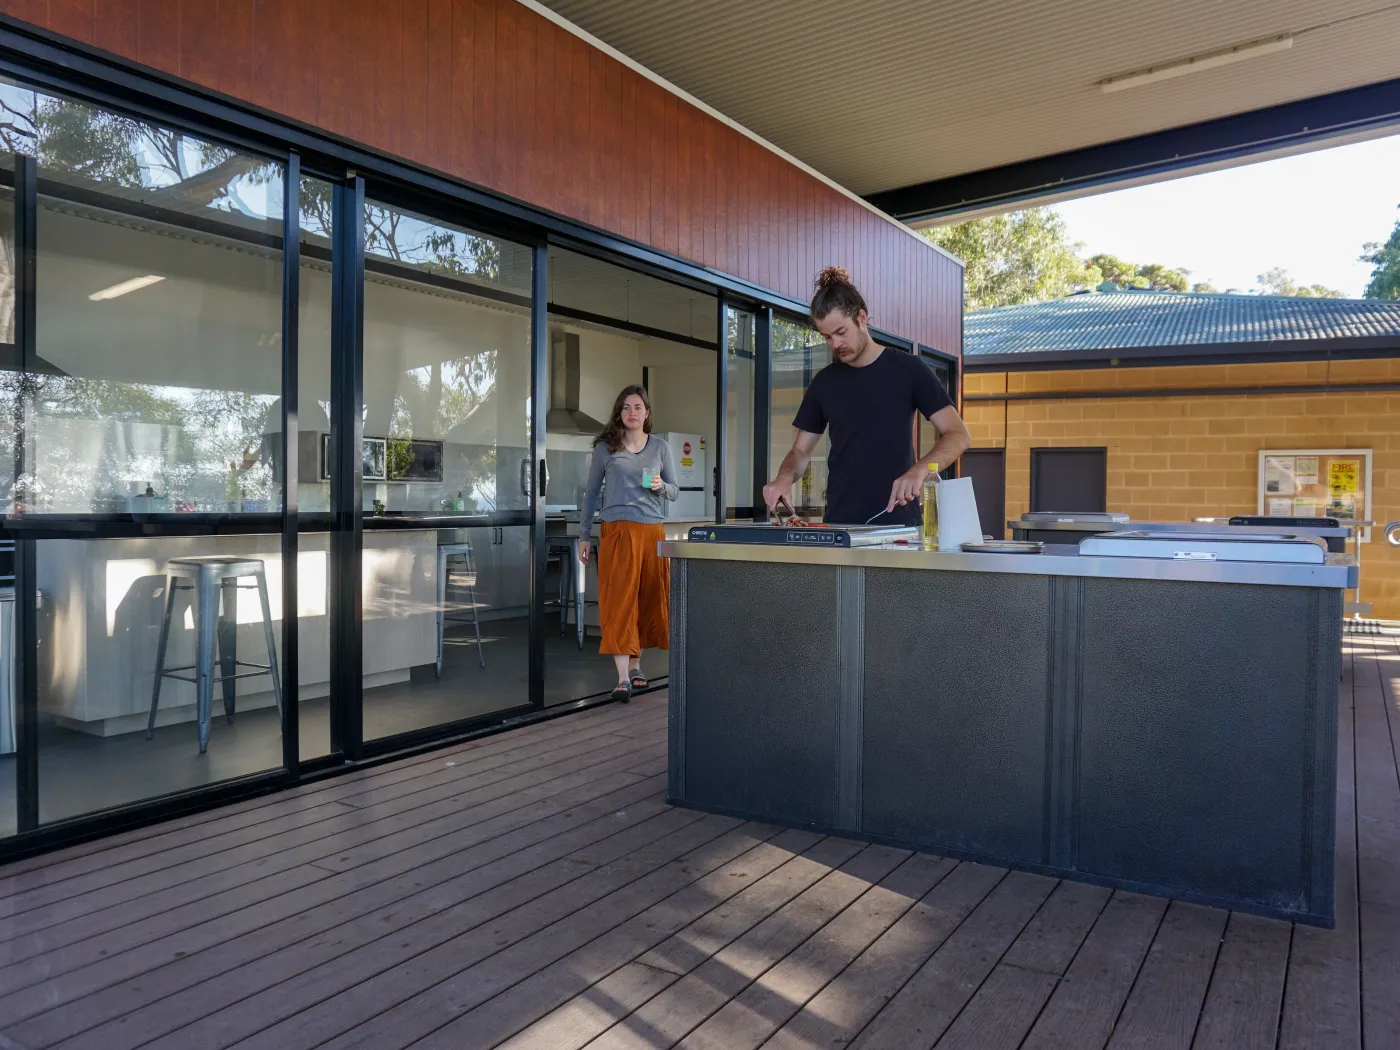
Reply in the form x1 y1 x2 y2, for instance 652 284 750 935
579 435 679 541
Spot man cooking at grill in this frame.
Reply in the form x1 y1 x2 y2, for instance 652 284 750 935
762 266 972 526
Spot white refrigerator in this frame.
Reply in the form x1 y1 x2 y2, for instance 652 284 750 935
657 432 711 519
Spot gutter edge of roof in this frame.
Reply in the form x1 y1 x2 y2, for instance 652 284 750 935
964 336 1400 370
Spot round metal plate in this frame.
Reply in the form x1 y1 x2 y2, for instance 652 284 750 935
961 540 1045 554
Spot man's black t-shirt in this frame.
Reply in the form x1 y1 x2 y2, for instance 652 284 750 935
792 347 953 526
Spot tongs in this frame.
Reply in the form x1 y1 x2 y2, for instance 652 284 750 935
772 496 808 527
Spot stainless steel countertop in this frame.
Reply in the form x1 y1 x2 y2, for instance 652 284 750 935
659 540 1357 590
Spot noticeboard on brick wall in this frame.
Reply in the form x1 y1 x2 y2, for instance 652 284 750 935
1257 448 1373 542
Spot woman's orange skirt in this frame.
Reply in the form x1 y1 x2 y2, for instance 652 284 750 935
597 520 668 657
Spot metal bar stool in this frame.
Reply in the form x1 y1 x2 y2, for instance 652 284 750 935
437 542 485 675
148 557 283 754
551 537 600 650
547 538 588 650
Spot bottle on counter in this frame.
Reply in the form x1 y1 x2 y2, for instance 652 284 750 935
921 462 940 551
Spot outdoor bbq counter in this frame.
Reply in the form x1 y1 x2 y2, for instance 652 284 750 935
661 536 1352 926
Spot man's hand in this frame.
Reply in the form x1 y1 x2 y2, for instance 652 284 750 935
887 465 929 513
577 541 590 566
762 477 794 516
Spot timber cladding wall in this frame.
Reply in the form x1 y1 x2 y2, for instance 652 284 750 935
0 0 962 353
965 358 1400 620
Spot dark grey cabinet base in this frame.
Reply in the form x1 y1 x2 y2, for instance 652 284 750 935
667 558 1341 926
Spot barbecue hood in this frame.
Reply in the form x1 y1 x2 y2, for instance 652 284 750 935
546 330 605 434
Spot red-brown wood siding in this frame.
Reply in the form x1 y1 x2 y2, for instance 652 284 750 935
2 0 962 353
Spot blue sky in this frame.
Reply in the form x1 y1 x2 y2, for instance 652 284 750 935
1054 133 1400 297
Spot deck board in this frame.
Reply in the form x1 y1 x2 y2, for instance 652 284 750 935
2 640 1395 1049
580 842 918 1050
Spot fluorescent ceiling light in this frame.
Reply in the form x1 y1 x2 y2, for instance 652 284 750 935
88 275 166 301
1099 34 1293 93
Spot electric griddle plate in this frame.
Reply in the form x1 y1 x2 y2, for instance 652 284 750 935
686 523 918 547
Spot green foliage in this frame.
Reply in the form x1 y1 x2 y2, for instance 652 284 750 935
1360 211 1400 299
927 204 1363 310
1086 254 1190 292
1255 267 1343 298
922 208 1100 311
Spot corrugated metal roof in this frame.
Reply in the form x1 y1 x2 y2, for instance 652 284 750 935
964 290 1400 356
535 0 1400 197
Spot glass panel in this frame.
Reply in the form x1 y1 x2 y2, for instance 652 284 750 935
360 200 533 740
19 79 284 517
0 172 14 836
549 248 716 343
725 308 755 517
36 537 283 822
771 316 829 519
543 248 712 705
0 83 291 820
917 353 955 474
296 177 333 760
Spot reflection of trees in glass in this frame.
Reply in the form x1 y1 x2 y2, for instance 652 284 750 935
363 203 502 285
0 192 13 342
0 83 276 218
299 176 333 240
391 352 501 510
18 377 278 512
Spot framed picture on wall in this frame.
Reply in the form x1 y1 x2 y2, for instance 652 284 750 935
1257 448 1373 542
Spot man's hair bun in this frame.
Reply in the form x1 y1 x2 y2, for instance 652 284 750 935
810 266 867 322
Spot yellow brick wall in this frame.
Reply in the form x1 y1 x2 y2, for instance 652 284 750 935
965 359 1400 620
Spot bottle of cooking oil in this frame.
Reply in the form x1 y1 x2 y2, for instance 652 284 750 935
921 462 940 550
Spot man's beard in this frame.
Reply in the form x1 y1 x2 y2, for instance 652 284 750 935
839 332 872 362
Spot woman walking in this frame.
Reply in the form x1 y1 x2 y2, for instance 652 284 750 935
578 385 678 701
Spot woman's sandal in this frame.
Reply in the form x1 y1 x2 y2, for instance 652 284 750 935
629 668 648 691
611 680 632 703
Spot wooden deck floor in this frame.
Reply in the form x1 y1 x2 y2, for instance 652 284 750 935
0 634 1396 1050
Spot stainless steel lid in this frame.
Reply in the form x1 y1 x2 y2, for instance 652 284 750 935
1079 530 1326 564
1019 511 1129 524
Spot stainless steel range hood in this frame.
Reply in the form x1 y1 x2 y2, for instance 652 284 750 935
546 330 605 434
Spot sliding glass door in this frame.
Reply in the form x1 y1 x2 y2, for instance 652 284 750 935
356 195 536 742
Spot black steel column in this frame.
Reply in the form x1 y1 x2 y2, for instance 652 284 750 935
713 296 727 524
528 239 548 709
329 175 364 758
751 306 772 522
279 155 301 774
13 152 37 831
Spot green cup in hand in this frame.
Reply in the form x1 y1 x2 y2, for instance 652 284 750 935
641 470 654 488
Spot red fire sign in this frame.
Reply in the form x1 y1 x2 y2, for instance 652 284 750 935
683 441 692 455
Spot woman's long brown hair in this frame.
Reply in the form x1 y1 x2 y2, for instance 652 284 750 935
593 384 653 453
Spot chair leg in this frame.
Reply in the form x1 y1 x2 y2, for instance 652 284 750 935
559 551 568 636
468 577 485 669
147 575 178 740
218 577 239 724
195 575 218 754
575 542 585 651
255 568 283 720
